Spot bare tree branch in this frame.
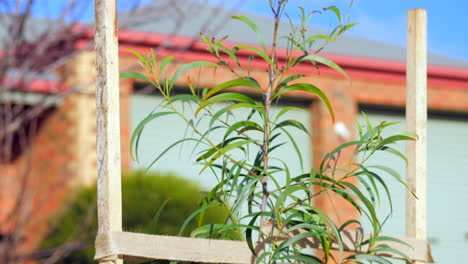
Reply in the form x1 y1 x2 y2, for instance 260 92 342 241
0 1 247 263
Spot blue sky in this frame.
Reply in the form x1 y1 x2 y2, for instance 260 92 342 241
28 0 467 62
234 0 467 62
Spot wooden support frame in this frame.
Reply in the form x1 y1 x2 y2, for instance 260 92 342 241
94 0 122 263
94 1 432 263
406 8 428 264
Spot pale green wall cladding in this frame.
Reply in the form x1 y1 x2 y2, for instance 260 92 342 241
130 94 468 262
131 94 312 190
358 111 468 264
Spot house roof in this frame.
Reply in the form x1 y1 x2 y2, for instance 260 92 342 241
2 69 63 93
3 0 467 95
121 0 468 69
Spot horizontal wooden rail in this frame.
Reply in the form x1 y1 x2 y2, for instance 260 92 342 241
95 230 433 263
94 0 433 263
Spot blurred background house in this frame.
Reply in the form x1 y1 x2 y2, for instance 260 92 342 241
0 0 467 263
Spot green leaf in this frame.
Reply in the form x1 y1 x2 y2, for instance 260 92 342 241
271 157 291 187
159 55 174 74
361 111 375 139
274 119 309 134
285 223 329 235
274 106 305 122
320 140 365 172
228 103 264 117
178 203 221 236
124 48 146 62
278 74 306 88
149 198 170 234
377 134 416 148
357 169 393 212
230 176 260 216
340 181 379 229
199 140 257 173
373 235 413 249
275 83 334 122
196 92 256 116
120 72 154 84
325 6 341 22
235 45 274 67
356 119 364 138
304 35 337 45
246 212 270 256
356 174 378 205
297 54 349 79
191 223 256 240
283 36 307 54
232 15 266 51
202 40 241 66
274 186 303 218
279 127 304 172
168 94 200 104
170 61 218 87
224 120 263 139
209 105 233 128
379 146 409 165
368 165 410 192
203 78 260 100
308 207 344 261
277 231 316 251
146 138 200 172
275 255 322 264
131 112 176 161
369 245 411 261
339 22 359 35
196 137 240 161
255 251 271 264
347 254 392 264
338 219 361 232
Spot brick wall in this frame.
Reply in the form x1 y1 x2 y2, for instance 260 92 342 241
0 51 133 260
0 99 75 257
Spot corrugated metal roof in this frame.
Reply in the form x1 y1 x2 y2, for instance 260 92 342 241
0 15 69 46
122 0 468 68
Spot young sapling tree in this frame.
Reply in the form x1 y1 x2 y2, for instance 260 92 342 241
123 1 417 263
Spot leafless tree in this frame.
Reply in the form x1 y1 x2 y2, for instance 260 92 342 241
0 0 245 263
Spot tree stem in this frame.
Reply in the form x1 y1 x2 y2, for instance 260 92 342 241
260 1 282 216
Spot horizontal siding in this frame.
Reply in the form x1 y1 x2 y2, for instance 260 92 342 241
131 94 312 190
358 112 468 264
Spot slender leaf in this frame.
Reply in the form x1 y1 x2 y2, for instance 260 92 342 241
131 112 176 161
235 45 274 67
325 6 341 22
274 106 305 122
120 72 154 84
275 83 335 122
170 61 218 87
149 198 171 234
196 92 256 116
274 119 309 134
146 138 200 172
297 54 349 79
178 203 221 236
124 48 146 62
224 120 263 139
159 55 174 74
232 15 266 51
203 78 260 100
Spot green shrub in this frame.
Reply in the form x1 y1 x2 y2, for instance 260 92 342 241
41 170 228 263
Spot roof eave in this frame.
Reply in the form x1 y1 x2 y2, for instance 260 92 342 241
73 25 468 89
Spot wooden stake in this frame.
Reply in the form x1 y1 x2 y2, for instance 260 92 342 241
94 0 122 263
406 8 427 264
